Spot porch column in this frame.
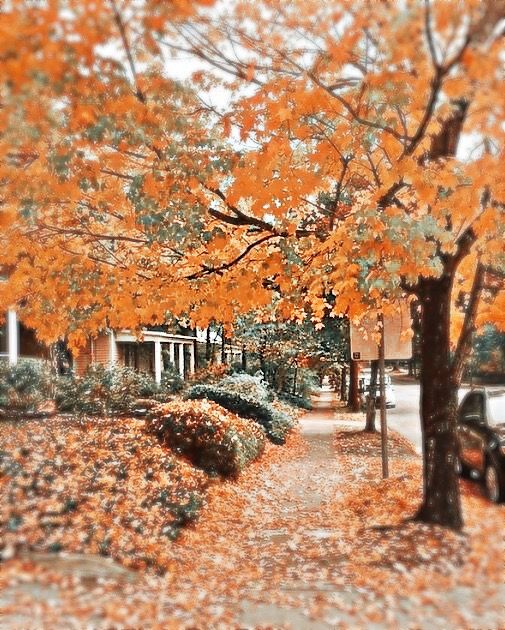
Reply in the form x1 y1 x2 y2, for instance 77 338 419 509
189 343 195 375
178 343 185 378
109 330 117 366
169 342 175 367
154 340 162 384
7 309 18 366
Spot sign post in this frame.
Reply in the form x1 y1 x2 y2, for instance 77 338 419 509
350 303 412 479
378 313 389 479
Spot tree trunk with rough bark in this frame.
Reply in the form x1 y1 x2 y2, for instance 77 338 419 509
340 365 347 401
364 360 378 432
415 275 463 530
349 359 360 411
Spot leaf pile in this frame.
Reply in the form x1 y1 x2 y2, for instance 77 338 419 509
0 418 208 571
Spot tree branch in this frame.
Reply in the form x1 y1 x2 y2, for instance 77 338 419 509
451 261 485 384
185 234 277 280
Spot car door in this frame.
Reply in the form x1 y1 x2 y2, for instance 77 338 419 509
458 392 487 475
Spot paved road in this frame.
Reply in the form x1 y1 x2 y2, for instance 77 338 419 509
387 377 505 454
387 379 423 453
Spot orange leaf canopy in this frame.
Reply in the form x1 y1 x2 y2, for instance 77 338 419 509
1 0 504 347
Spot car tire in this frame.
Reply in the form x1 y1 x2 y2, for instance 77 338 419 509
485 459 505 503
455 452 470 478
455 456 462 475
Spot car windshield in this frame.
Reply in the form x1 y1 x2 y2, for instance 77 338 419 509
487 391 505 428
459 392 485 424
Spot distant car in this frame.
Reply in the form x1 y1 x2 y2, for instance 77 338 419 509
359 370 396 409
456 388 505 503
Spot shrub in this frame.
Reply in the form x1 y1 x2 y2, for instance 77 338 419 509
150 399 265 476
0 418 208 571
0 358 54 414
159 363 185 395
218 372 272 403
188 363 230 385
185 384 294 445
278 391 313 410
56 365 160 415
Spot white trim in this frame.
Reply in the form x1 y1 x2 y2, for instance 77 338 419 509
7 310 18 366
115 329 195 344
189 343 195 374
178 343 185 378
154 340 162 384
169 342 175 366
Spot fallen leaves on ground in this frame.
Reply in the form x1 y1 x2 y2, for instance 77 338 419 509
0 409 503 628
0 417 207 571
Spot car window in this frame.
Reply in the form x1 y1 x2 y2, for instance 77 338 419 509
459 392 485 425
487 393 505 428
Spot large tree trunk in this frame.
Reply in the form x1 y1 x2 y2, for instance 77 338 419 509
340 365 347 401
415 275 462 530
349 359 360 411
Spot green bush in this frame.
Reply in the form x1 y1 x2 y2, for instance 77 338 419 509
159 363 184 395
150 399 265 476
56 363 186 415
218 372 272 403
278 391 313 410
56 365 159 415
0 359 54 414
0 419 208 572
185 384 294 445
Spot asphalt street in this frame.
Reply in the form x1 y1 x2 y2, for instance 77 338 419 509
387 376 505 454
387 378 423 453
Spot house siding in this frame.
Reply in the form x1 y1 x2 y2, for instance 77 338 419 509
73 333 113 375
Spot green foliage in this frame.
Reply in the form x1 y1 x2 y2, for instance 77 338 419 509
150 399 265 476
277 391 313 410
185 383 294 445
188 363 230 385
0 358 53 414
56 364 173 416
218 372 272 403
159 363 185 395
471 325 505 378
233 312 348 393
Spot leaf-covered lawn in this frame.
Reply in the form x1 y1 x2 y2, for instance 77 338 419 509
0 417 208 571
0 418 503 628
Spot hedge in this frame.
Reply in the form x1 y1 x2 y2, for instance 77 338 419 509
56 364 183 416
150 399 265 476
185 384 294 445
0 358 53 414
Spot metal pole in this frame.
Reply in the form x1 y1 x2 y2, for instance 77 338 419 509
378 313 389 479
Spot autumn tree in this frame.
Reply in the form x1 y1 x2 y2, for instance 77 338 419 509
2 0 505 530
161 0 505 528
233 310 347 393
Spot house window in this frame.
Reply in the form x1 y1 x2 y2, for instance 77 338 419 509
123 344 138 369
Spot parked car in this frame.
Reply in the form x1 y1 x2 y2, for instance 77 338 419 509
359 370 396 409
456 388 505 503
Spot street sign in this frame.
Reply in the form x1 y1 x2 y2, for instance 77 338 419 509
350 304 412 361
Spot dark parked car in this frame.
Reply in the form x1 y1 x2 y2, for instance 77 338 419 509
456 388 505 503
